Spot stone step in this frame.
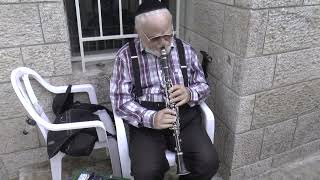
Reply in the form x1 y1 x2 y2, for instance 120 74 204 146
16 150 320 180
250 151 320 180
17 149 112 180
15 148 224 180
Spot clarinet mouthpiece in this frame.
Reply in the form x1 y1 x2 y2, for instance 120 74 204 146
161 47 166 56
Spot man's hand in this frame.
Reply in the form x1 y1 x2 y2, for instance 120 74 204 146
153 108 176 129
169 84 191 106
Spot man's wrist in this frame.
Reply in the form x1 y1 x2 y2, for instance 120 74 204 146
152 111 157 128
187 87 192 102
142 110 157 128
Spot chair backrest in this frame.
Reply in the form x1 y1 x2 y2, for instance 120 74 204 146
11 67 56 142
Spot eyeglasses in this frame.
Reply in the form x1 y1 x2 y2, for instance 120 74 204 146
141 30 174 42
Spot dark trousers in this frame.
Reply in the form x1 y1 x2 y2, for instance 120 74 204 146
129 104 220 180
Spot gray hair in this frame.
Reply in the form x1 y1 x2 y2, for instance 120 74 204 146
134 8 172 33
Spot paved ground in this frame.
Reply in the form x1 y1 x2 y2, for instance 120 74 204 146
250 152 320 180
15 150 320 180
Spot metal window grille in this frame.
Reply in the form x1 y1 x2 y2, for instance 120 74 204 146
74 0 180 72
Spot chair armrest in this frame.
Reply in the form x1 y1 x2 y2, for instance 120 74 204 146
46 120 105 131
199 102 215 144
22 75 97 106
114 112 132 178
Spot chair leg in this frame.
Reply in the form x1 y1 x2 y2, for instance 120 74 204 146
50 152 64 180
108 137 122 177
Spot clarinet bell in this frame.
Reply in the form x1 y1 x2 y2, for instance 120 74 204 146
176 153 190 175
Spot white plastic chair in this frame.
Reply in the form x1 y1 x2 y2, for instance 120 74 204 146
11 67 121 180
114 102 215 179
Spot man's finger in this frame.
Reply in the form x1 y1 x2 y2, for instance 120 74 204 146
163 113 176 119
160 123 174 129
171 94 185 103
162 118 176 124
169 84 182 93
169 89 183 99
162 108 176 115
175 99 187 107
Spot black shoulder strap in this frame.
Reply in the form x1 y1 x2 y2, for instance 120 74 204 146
52 85 74 115
175 38 188 87
129 41 143 97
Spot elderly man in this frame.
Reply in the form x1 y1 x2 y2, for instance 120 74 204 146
110 1 219 180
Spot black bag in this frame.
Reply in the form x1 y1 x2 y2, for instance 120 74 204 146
47 85 114 158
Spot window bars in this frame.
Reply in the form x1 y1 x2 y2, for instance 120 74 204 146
74 0 181 72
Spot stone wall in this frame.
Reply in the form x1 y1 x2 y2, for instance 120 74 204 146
0 0 113 179
179 0 320 179
1 0 319 179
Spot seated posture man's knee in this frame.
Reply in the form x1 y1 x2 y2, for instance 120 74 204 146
178 117 219 180
129 126 170 180
191 146 219 179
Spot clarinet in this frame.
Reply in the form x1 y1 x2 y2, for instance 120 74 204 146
160 48 190 175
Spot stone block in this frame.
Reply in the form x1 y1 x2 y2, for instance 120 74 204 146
51 44 72 76
22 0 61 2
208 42 235 88
263 6 320 54
29 79 55 113
206 74 217 112
209 0 234 5
235 95 256 133
39 2 68 43
223 6 250 56
178 25 185 40
274 47 320 87
187 0 225 44
50 61 113 104
252 79 320 128
0 0 18 3
235 0 303 9
22 43 72 77
0 48 23 83
0 147 48 179
231 129 264 169
246 10 268 57
184 29 209 58
179 0 194 29
0 159 8 180
0 83 27 120
260 119 296 159
191 0 209 38
206 1 225 44
304 0 320 5
215 82 255 133
251 170 293 180
0 4 43 48
293 111 320 147
232 55 276 95
0 117 39 154
223 127 235 167
214 119 228 163
179 0 186 27
230 158 272 180
218 163 231 180
272 139 320 167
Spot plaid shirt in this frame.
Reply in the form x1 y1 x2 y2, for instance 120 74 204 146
110 38 210 128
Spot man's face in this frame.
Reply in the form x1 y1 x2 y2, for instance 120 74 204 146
140 13 173 56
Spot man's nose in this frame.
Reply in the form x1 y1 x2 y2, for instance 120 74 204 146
158 38 169 47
